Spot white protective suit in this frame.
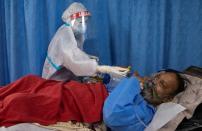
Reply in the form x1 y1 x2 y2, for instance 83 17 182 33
42 2 129 81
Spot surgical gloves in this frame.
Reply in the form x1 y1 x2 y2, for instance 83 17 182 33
96 65 129 77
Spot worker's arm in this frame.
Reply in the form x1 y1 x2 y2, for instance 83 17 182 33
59 27 98 76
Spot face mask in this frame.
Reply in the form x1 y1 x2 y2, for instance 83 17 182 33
142 77 162 102
143 77 156 89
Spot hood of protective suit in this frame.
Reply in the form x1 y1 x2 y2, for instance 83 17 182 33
62 2 89 23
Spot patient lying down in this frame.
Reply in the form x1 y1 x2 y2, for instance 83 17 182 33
103 70 189 131
0 70 188 131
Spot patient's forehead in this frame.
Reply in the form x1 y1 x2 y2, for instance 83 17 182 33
157 72 179 92
160 72 177 83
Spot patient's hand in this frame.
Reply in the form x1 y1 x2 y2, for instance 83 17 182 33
133 71 148 89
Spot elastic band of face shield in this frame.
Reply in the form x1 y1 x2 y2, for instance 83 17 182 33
70 11 91 20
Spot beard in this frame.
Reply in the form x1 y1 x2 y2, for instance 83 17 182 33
141 79 163 106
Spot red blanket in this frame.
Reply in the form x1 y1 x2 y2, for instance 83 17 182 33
0 75 108 127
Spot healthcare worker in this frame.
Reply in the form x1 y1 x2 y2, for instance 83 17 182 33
42 2 129 81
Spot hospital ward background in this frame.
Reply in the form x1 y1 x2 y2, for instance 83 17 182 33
0 0 202 131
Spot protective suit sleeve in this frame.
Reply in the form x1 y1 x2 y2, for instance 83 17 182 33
61 46 98 76
57 26 98 76
103 77 155 131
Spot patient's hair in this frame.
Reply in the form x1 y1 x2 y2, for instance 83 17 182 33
172 71 188 95
141 70 189 106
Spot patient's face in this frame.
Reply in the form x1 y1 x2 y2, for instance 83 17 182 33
141 72 179 105
153 72 179 98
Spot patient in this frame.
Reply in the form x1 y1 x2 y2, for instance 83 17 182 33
103 70 188 131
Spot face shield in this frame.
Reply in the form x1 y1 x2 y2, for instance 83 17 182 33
70 11 91 35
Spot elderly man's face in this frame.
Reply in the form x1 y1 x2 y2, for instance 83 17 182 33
141 72 179 105
153 72 179 98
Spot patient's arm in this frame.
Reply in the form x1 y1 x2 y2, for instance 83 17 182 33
103 77 155 131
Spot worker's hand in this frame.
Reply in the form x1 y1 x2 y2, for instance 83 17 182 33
88 55 99 62
96 65 129 77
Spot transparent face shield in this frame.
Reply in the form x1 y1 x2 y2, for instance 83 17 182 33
70 11 91 35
